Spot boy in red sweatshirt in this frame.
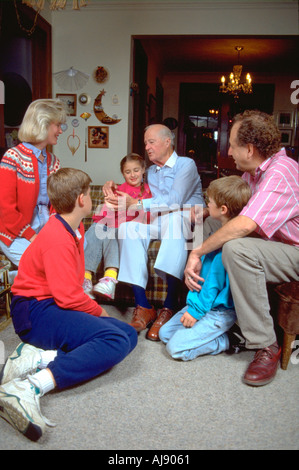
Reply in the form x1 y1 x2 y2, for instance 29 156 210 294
0 168 137 442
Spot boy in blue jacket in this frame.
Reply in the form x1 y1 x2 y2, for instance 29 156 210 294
159 176 251 360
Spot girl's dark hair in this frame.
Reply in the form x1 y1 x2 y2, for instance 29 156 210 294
120 153 146 195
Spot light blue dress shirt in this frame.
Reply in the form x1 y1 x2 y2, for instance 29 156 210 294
142 152 205 213
23 143 50 231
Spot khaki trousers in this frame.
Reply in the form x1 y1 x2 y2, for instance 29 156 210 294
222 238 299 349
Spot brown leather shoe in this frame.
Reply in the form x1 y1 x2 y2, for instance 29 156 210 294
146 308 174 341
129 305 157 332
243 345 281 386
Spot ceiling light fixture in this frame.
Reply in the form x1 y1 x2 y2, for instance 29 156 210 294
220 46 253 101
54 67 90 91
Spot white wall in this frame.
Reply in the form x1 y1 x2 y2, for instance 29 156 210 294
50 1 299 183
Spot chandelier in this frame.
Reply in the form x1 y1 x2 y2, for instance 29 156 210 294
220 46 253 101
22 0 88 10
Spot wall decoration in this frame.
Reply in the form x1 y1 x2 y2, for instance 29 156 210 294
277 111 293 128
5 128 20 148
71 118 80 127
94 89 121 125
112 94 119 105
94 66 109 83
54 67 89 91
280 129 292 146
79 93 90 105
80 112 91 121
67 129 81 155
88 126 109 148
56 93 77 116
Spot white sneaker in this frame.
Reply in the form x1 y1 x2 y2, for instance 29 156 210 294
93 277 118 300
0 343 43 385
83 278 95 299
0 378 53 441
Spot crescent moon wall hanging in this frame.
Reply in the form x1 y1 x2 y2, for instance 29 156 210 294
94 89 121 125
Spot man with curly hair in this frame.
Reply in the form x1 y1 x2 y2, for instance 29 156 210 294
185 110 299 387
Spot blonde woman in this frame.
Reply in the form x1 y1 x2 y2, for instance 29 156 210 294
0 99 66 267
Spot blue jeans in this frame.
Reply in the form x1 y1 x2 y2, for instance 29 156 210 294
11 297 137 390
0 204 49 267
159 306 236 360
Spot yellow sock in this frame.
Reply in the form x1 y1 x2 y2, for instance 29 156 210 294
85 271 92 280
104 269 118 280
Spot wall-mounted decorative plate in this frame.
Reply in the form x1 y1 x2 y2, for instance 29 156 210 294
94 66 109 83
71 118 79 127
78 93 91 105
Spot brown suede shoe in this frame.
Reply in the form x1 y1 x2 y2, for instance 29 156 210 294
243 346 281 386
146 308 174 341
129 305 157 333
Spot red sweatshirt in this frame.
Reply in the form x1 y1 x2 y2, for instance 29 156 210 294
12 214 102 317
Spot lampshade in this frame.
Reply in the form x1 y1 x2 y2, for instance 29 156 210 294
54 67 90 91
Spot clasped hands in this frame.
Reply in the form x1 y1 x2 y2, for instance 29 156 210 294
103 180 137 210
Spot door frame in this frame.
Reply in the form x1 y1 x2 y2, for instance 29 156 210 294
0 1 52 150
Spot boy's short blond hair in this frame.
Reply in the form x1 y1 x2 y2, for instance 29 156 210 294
18 99 67 144
207 175 251 219
47 168 92 214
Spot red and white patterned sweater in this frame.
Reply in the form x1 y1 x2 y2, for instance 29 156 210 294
0 143 60 246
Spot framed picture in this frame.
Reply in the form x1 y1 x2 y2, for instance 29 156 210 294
88 126 109 148
277 111 293 128
4 127 20 149
56 93 77 116
280 129 292 146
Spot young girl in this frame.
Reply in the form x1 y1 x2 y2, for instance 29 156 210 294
84 153 151 300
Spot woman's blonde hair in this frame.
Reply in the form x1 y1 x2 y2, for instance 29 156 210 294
47 168 92 214
207 175 252 219
18 99 67 144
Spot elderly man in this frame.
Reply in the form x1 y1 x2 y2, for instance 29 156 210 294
185 110 299 387
104 124 206 340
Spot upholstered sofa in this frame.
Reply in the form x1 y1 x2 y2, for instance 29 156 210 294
83 185 188 307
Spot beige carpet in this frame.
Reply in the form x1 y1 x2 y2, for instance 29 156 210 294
0 303 298 451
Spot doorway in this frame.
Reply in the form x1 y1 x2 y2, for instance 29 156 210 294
178 82 275 170
0 0 52 153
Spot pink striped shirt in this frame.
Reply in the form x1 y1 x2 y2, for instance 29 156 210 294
241 148 299 246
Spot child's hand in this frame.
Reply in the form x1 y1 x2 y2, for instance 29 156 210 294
115 191 136 209
103 180 118 198
190 205 210 224
180 311 197 328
